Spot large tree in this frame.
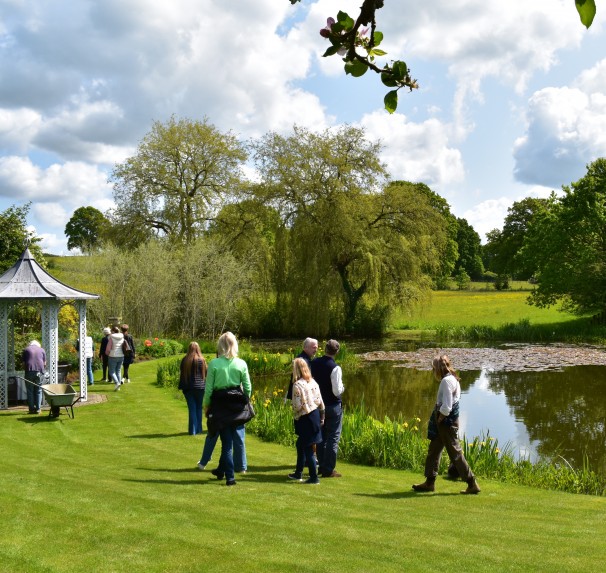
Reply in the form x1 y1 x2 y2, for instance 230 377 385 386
0 203 45 274
110 116 247 246
251 125 448 335
65 206 109 253
454 217 484 281
484 197 549 280
522 158 606 314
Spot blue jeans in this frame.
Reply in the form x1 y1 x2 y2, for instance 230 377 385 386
318 402 343 474
25 371 42 413
295 438 318 479
200 425 247 471
217 426 239 482
86 357 94 385
108 356 124 385
183 389 204 435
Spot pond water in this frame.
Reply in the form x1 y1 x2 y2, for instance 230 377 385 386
254 338 606 474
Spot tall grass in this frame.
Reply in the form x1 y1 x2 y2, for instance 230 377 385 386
248 396 606 496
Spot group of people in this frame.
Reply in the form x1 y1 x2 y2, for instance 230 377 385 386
178 334 345 486
179 332 481 494
99 324 136 390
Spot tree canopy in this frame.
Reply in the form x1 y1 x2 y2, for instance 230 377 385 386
251 125 449 335
0 203 45 274
65 206 109 253
110 116 247 246
521 158 606 314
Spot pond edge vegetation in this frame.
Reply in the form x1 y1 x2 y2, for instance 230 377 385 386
156 354 606 497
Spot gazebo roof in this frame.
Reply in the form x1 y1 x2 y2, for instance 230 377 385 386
0 248 99 300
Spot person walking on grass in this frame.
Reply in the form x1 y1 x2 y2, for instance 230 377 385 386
121 324 136 383
311 339 344 478
288 358 325 484
203 332 251 486
413 354 481 495
105 326 125 391
99 327 111 382
179 342 207 436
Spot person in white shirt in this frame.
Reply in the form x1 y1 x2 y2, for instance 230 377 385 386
311 339 345 478
413 354 480 494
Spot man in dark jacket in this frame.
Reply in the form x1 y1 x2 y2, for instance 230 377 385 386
311 339 345 478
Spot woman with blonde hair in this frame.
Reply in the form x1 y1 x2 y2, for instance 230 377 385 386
413 354 480 494
288 357 325 484
203 332 251 486
179 342 207 435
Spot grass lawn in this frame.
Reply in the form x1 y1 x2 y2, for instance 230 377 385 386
392 290 583 330
1 358 605 573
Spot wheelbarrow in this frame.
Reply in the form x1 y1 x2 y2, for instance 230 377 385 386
41 383 82 419
16 375 82 419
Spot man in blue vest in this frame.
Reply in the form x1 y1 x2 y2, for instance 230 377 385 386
311 339 345 478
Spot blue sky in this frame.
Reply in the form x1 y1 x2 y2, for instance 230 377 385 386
1 0 605 253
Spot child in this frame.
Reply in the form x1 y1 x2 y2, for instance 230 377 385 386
288 358 325 484
412 354 481 494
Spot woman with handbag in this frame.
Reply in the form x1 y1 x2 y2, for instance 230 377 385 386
179 342 207 435
105 326 125 391
203 332 252 486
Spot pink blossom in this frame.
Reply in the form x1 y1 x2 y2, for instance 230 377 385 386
320 17 335 38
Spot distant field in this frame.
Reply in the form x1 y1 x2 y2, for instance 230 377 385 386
392 289 582 330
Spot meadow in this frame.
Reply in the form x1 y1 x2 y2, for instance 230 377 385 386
390 288 605 343
1 358 605 572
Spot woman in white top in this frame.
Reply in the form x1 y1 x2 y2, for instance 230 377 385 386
288 358 325 484
412 354 480 494
105 326 125 391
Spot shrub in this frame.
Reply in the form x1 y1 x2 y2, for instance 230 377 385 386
139 337 184 359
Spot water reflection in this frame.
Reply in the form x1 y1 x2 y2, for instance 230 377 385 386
256 359 606 474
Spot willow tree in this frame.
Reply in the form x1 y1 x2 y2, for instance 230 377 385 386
252 125 448 336
110 116 247 247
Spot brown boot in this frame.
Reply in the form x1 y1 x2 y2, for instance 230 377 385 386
412 481 435 492
461 479 481 494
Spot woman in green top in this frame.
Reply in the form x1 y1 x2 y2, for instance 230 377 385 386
203 332 252 486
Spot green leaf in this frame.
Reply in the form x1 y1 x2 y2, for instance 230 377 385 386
336 11 354 30
331 22 344 34
344 59 368 78
322 46 340 57
381 71 398 87
576 0 596 28
384 90 398 114
372 31 384 46
370 49 387 57
392 60 408 81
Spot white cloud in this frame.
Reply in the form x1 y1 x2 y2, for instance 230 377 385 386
513 59 606 187
462 197 513 242
360 110 465 186
0 108 42 152
0 156 112 206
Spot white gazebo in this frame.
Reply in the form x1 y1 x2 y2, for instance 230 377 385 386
0 248 99 409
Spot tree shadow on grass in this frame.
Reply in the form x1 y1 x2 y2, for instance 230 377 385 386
133 465 294 484
126 432 191 438
354 491 461 499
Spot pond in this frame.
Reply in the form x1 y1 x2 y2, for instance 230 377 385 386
254 339 606 474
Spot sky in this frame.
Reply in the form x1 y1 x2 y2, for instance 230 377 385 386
1 0 605 254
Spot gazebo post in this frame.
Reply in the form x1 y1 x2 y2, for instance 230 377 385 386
77 300 88 402
41 300 60 385
0 301 8 410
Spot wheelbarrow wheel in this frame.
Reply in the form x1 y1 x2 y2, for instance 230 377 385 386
50 405 61 418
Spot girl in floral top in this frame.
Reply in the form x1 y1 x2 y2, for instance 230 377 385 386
288 358 325 484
